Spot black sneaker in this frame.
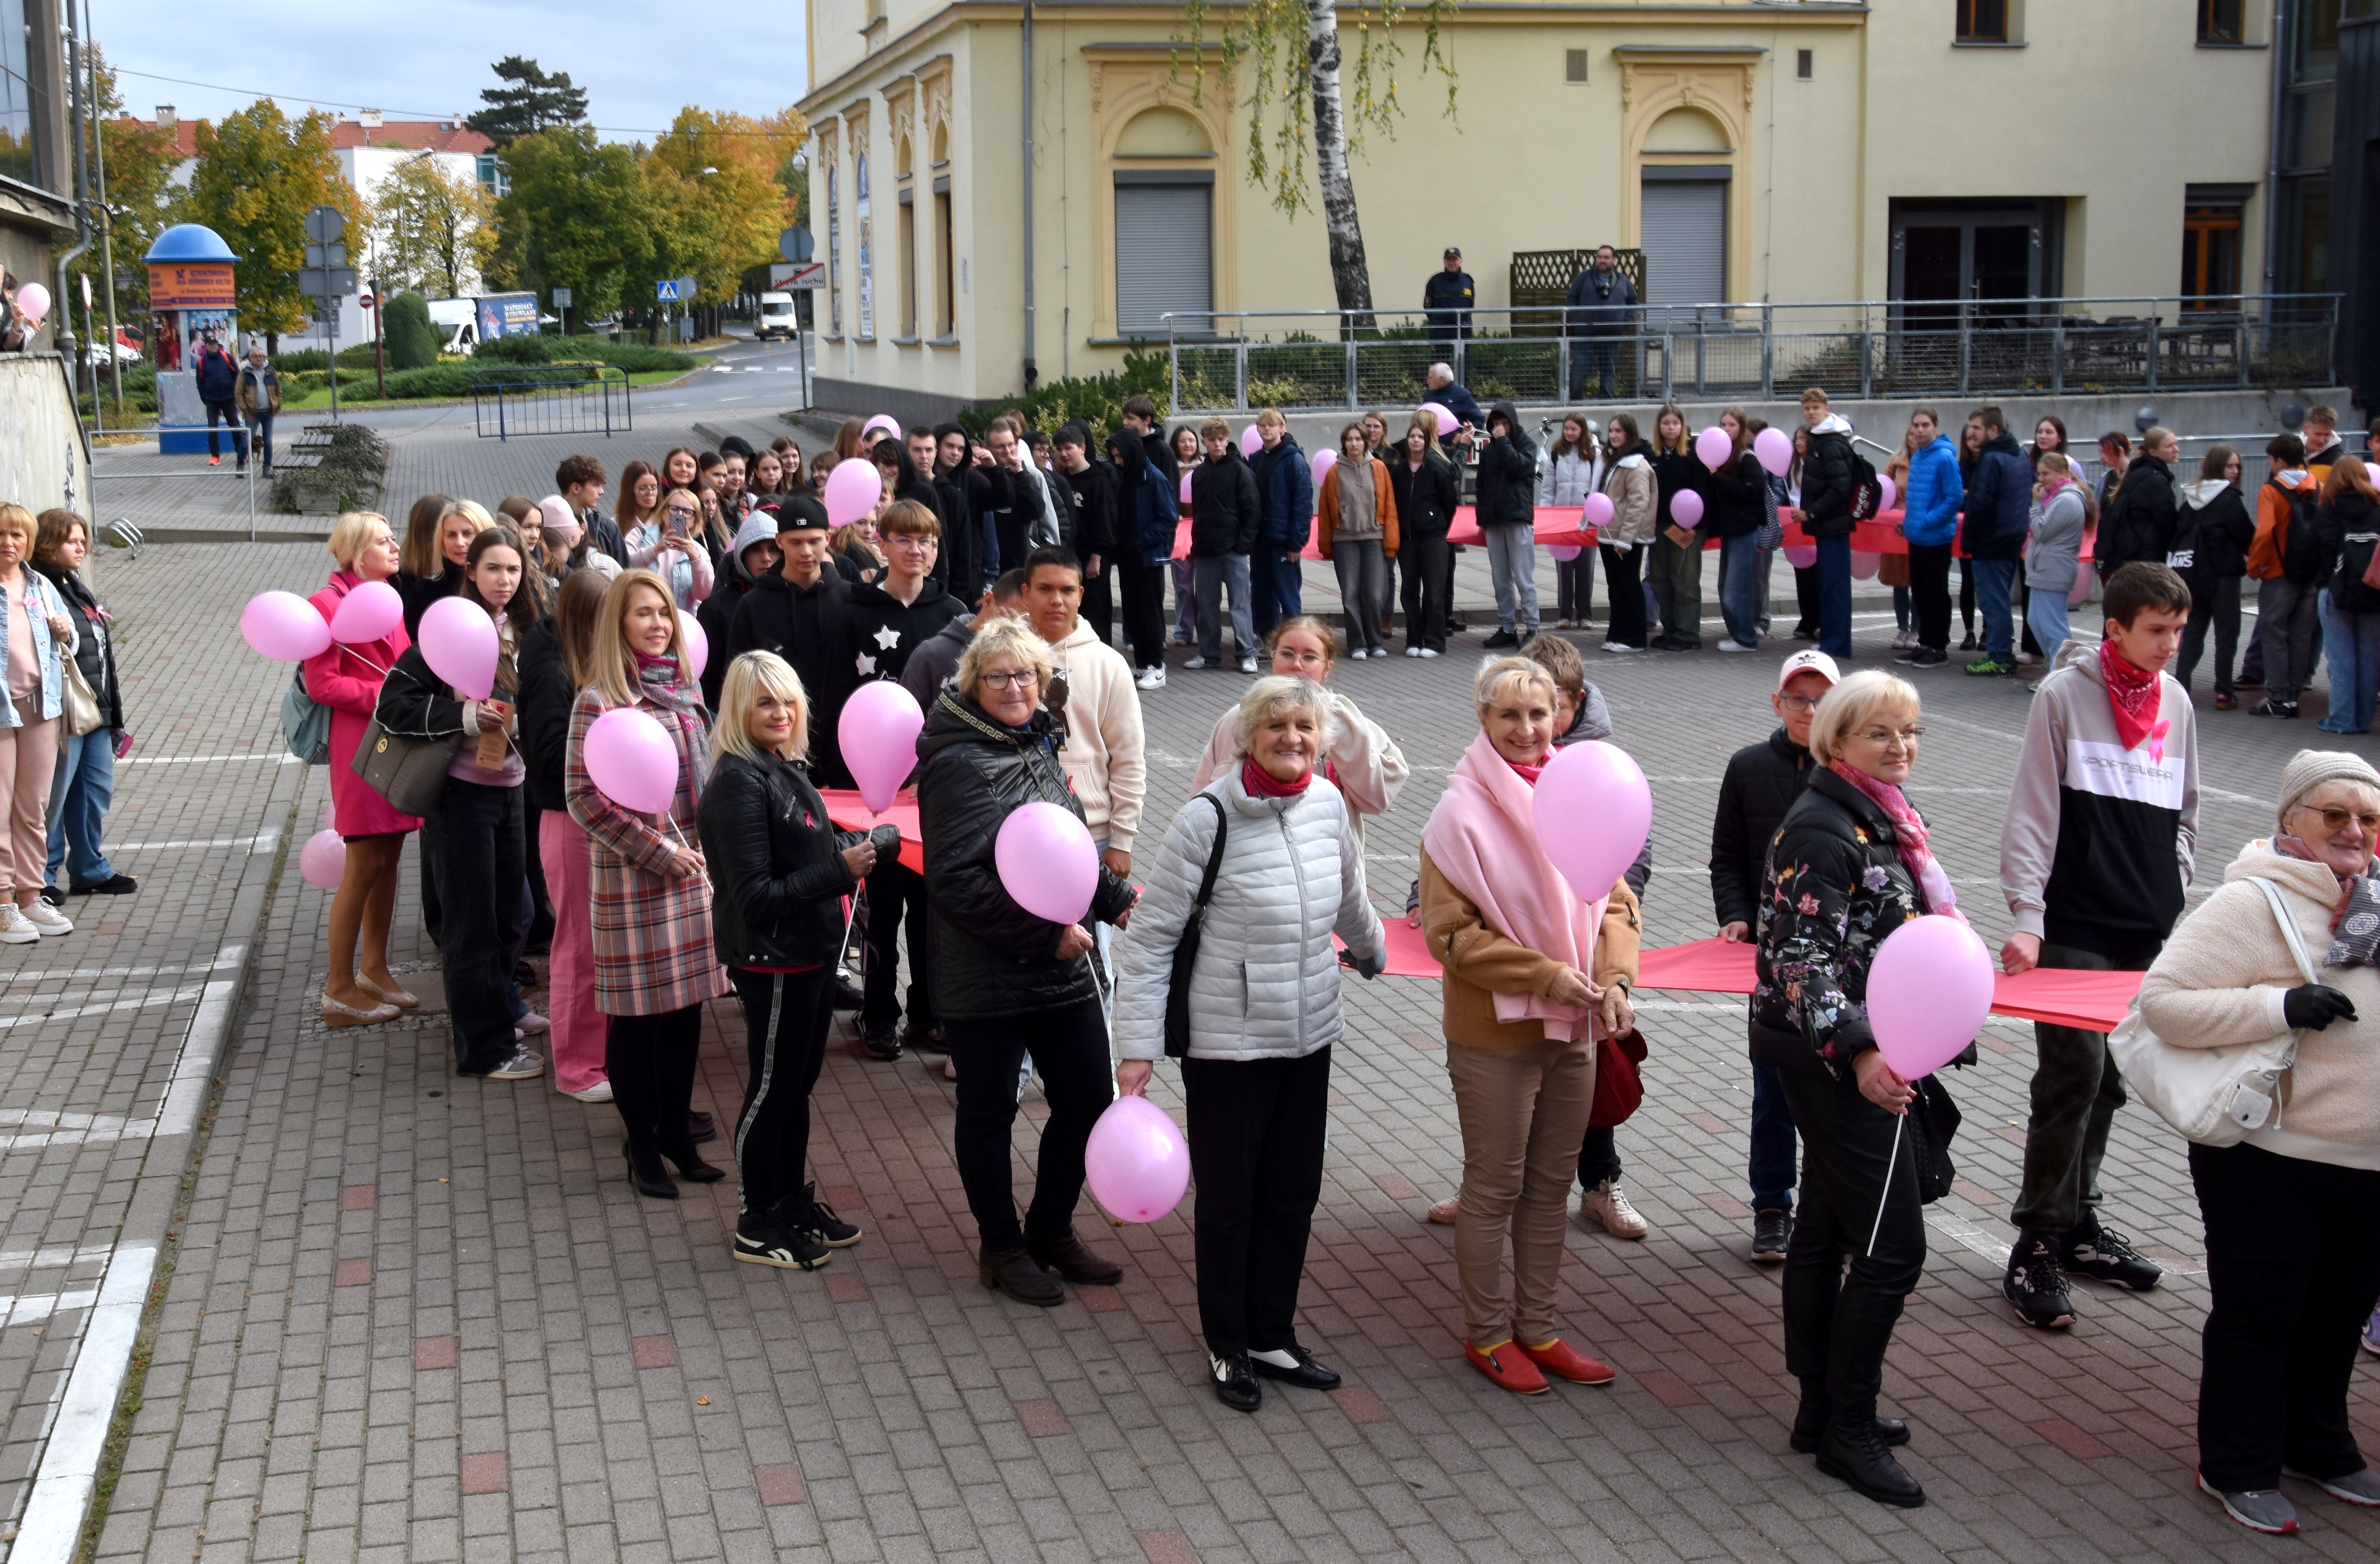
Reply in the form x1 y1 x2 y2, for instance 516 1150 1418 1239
1750 1208 1791 1264
899 1020 946 1052
2249 697 2301 718
37 885 63 908
795 1183 863 1248
2002 1234 2077 1329
734 1219 831 1270
2060 1213 2162 1291
1892 645 1923 665
862 1025 903 1061
1211 1352 1261 1413
832 976 864 1011
1482 629 1520 650
1906 647 1948 669
1959 631 1978 651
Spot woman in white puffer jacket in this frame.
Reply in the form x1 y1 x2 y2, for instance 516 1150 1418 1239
1116 676 1387 1414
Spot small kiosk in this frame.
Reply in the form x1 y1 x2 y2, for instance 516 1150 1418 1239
144 223 241 455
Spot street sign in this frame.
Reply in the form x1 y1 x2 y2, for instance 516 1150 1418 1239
655 275 699 303
770 262 826 291
303 206 346 244
552 286 572 309
298 267 358 297
778 226 814 264
304 242 346 268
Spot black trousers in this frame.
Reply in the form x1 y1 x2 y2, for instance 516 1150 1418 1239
1402 532 1451 651
609 1004 704 1158
860 858 934 1031
2191 1141 2380 1491
1959 557 1976 632
1117 556 1167 670
1081 562 1115 648
1600 543 1648 647
204 400 247 462
948 996 1110 1251
428 780 528 1075
1908 542 1954 652
2013 942 2146 1236
523 804 555 948
1183 1046 1331 1358
2178 574 2245 697
730 967 836 1221
1793 563 1822 636
1576 1123 1620 1186
1776 1061 1925 1427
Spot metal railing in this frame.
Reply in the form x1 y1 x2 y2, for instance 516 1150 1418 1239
1161 294 2342 414
472 364 634 441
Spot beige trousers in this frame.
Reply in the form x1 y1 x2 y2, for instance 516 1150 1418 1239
1447 1034 1596 1348
0 719 56 897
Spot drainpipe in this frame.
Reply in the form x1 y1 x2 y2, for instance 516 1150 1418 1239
2264 0 2289 295
1022 0 1038 387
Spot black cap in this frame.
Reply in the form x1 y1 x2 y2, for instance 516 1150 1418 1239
773 495 830 533
1444 247 1461 259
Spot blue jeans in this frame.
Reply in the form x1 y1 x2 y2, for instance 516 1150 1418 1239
2026 583 2073 664
2318 588 2380 732
1570 340 1622 399
1814 533 1853 658
1972 557 2018 662
1249 543 1303 636
46 727 117 887
1751 1058 1798 1213
1718 533 1761 648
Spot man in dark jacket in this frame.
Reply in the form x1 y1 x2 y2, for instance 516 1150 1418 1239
728 497 857 787
1247 409 1313 637
931 423 986 598
1053 423 1118 648
1105 423 1172 685
193 333 246 468
1564 246 1639 399
1797 389 1860 660
1425 362 1483 448
699 515 782 709
1423 247 1474 353
1710 649 1837 1262
2094 427 2180 582
1475 401 1540 647
1189 418 1260 669
1960 405 2035 677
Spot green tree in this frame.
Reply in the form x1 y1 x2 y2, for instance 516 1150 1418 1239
369 151 498 298
177 101 364 344
77 48 185 316
466 57 589 150
383 292 439 368
642 107 804 307
489 126 654 323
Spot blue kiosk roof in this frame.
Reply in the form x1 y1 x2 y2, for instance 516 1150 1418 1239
144 224 240 264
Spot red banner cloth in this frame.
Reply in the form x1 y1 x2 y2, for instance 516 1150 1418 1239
818 789 925 873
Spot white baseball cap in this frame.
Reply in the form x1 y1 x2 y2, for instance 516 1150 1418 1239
1776 649 1841 690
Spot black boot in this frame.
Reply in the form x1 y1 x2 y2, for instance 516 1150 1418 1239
624 1142 677 1200
978 1245 1064 1306
1816 1416 1925 1508
1789 1379 1908 1454
1026 1227 1124 1285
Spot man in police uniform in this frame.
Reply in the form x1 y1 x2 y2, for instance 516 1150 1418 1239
1423 247 1474 355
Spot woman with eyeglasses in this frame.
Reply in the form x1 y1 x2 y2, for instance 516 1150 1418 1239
1188 615 1407 843
626 488 715 614
1752 668 1951 1509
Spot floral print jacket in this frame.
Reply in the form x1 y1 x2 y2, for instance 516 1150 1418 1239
1751 767 1931 1076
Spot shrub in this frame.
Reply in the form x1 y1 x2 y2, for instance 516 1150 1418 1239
384 294 440 370
956 349 1172 440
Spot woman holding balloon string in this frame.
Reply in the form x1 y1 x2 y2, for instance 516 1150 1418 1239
1751 667 1961 1510
1115 675 1387 1412
374 526 545 1082
915 616 1138 1306
305 512 421 1026
1187 616 1407 845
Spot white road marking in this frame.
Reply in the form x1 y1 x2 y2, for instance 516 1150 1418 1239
0 1288 100 1330
119 753 297 766
10 1244 156 1564
0 986 205 1032
109 832 279 853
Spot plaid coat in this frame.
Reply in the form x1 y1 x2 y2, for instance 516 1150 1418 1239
566 687 729 1016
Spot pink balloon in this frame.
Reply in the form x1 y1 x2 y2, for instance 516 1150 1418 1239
1671 490 1705 529
1695 425 1734 472
1178 471 1195 506
1549 544 1582 562
329 579 402 645
1850 550 1882 580
416 595 498 700
838 679 925 813
1421 401 1457 437
1754 426 1794 478
1866 914 1994 1080
1784 542 1818 568
994 800 1098 924
13 282 48 327
1583 492 1615 529
240 591 333 662
583 706 680 815
1240 424 1264 457
860 414 901 444
1084 1096 1191 1223
1529 740 1652 902
1311 447 1338 485
675 611 707 682
823 457 883 529
298 829 346 890
1877 475 1899 514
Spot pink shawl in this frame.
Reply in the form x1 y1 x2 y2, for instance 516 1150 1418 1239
1421 729 1607 1040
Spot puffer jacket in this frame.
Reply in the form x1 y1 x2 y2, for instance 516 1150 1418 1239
1113 768 1384 1063
1250 435 1315 550
1798 414 1859 538
914 690 1137 1021
2320 487 2380 614
1189 444 1260 557
1599 452 1657 547
1539 449 1601 508
697 750 867 969
1963 430 2035 561
1902 434 1963 548
1709 725 1818 931
1473 402 1538 529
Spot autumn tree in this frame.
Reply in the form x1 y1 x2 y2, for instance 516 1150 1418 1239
74 48 187 317
640 107 805 309
488 126 655 323
177 101 365 344
369 151 498 298
466 57 589 150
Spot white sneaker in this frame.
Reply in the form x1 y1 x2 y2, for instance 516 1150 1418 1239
1579 1178 1650 1239
21 901 72 937
564 1079 613 1102
1238 657 1258 674
1715 638 1753 653
0 905 36 944
1135 666 1167 690
483 1046 545 1081
1405 646 1424 658
1601 641 1641 654
1417 647 1439 659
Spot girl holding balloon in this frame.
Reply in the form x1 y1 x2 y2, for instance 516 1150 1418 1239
1539 415 1602 630
1597 415 1658 652
1703 409 1772 653
567 569 730 1198
304 512 420 1026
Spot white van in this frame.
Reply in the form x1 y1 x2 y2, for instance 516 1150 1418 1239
757 291 799 341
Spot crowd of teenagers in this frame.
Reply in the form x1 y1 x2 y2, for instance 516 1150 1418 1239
280 394 2380 1535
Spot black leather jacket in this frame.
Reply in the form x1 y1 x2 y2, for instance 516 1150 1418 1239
697 750 866 970
914 691 1136 1021
515 620 572 814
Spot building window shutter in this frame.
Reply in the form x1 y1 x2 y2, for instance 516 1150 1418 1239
1115 184 1212 336
1639 181 1726 326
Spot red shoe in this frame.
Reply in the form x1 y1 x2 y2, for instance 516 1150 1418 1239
1465 1341 1549 1395
1518 1338 1616 1385
207 456 220 466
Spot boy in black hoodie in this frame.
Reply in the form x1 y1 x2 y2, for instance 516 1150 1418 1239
1053 422 1117 649
1476 401 1540 647
727 497 855 786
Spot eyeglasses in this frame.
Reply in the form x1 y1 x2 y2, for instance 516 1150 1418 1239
2302 806 2380 834
666 506 697 519
1852 727 1925 749
978 670 1040 693
1777 694 1821 714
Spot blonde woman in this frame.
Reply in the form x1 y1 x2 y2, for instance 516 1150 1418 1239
698 651 881 1268
0 504 77 941
395 492 485 641
566 568 728 1199
626 486 715 612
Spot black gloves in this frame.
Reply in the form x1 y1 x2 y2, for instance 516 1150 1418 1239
2284 984 2359 1032
869 824 903 855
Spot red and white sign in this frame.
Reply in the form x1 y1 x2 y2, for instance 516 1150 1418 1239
769 262 826 291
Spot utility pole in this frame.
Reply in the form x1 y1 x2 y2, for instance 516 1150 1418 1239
85 0 120 419
370 280 386 398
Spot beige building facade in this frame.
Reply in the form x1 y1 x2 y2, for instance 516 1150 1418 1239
800 0 2288 420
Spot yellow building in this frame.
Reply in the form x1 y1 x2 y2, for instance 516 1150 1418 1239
799 0 2292 421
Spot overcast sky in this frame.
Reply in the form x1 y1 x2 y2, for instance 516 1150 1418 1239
90 0 810 140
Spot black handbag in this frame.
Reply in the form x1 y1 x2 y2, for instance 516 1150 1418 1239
1164 795 1228 1060
349 717 463 817
1903 1074 1962 1205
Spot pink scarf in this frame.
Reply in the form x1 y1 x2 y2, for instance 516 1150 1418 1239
1826 761 1968 926
1421 730 1606 1040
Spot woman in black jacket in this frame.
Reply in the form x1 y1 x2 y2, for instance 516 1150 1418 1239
2175 444 2257 709
1705 409 1769 651
395 492 479 641
2094 427 2181 582
916 617 1138 1305
698 649 886 1268
1648 403 1709 650
1388 412 1461 656
2315 455 2380 734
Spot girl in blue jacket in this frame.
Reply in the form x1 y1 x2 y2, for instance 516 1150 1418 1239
1897 407 1964 669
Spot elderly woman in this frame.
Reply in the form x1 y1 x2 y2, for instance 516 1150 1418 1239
1753 668 1948 1510
1188 616 1407 842
915 616 1138 1306
1116 676 1387 1411
1420 656 1639 1399
2136 750 2380 1536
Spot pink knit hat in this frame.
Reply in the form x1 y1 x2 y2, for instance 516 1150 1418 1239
537 494 580 544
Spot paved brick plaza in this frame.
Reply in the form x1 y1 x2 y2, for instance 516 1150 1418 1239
12 415 2380 1563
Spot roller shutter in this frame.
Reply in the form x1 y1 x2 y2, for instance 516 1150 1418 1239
1116 184 1212 336
1640 180 1726 326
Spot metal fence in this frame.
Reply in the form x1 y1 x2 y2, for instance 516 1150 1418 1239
1163 295 2342 414
471 365 634 441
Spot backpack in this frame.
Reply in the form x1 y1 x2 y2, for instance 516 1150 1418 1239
281 665 331 764
1845 448 1883 523
2277 481 2326 585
